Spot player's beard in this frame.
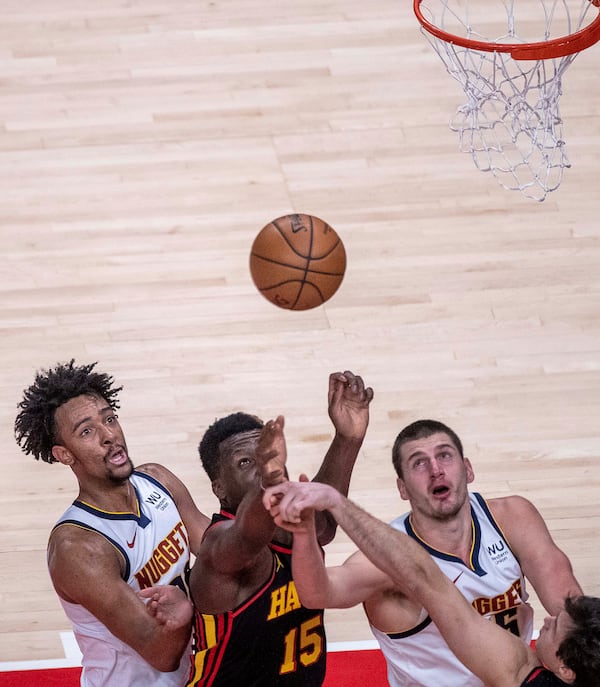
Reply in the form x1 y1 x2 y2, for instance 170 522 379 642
107 456 134 484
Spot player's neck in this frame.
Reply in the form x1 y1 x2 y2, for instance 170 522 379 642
77 479 137 514
409 506 473 563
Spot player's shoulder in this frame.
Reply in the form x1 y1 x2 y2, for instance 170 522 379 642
194 518 274 584
135 462 181 490
48 519 120 568
50 520 91 546
196 518 234 562
486 493 540 523
136 462 172 479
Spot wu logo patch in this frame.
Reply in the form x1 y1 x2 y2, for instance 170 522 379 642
487 540 505 555
487 539 510 563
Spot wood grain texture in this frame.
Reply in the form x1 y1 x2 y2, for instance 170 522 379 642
1 0 599 663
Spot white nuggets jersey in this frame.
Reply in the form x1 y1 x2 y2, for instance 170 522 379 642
52 470 192 687
370 492 533 687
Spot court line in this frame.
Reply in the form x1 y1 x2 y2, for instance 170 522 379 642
0 633 380 672
0 630 539 672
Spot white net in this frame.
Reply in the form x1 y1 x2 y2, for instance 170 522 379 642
415 0 600 201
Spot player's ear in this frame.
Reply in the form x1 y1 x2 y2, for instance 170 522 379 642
211 479 226 500
464 457 475 484
556 661 575 684
52 444 74 466
396 477 409 501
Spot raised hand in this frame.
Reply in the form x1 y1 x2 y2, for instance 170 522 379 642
256 415 287 489
328 370 374 442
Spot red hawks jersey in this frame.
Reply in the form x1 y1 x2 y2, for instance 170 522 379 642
51 470 192 687
370 492 533 687
187 512 326 687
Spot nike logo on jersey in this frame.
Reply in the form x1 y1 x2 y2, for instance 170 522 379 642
127 530 137 548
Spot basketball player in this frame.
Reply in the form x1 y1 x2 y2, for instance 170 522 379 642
14 360 211 687
186 370 372 686
263 479 600 687
266 419 582 687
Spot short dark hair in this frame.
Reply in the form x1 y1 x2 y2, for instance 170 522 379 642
14 360 122 464
392 419 464 478
558 595 600 687
199 412 264 481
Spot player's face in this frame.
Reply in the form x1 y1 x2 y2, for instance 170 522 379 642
52 393 132 483
215 429 263 511
535 611 574 680
396 432 474 521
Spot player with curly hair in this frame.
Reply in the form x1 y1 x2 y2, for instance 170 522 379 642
15 359 210 687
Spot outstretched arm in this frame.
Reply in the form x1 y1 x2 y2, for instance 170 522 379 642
312 370 373 544
264 481 539 687
190 417 287 611
220 415 288 560
266 478 392 609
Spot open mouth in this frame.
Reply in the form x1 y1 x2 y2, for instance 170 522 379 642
432 485 450 496
108 448 127 465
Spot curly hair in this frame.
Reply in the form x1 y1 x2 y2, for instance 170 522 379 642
15 360 122 463
392 419 465 478
199 412 264 481
558 595 600 687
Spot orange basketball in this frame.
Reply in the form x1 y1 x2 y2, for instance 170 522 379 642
249 213 346 311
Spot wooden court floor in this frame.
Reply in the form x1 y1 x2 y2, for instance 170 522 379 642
1 0 599 668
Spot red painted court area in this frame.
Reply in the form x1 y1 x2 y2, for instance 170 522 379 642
0 648 388 686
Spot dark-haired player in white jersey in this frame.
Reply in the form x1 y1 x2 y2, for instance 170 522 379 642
262 419 582 687
15 360 210 687
264 478 600 687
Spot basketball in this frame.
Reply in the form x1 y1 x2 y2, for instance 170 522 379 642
249 213 346 311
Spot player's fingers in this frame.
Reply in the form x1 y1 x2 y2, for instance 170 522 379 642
351 373 364 393
276 492 300 522
342 370 357 388
328 372 349 404
138 585 159 598
346 373 374 403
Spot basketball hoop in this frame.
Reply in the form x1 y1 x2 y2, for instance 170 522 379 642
414 0 600 200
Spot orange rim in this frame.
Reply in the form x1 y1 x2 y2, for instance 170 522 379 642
413 0 600 59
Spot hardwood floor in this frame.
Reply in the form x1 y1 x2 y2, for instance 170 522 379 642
1 0 599 665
